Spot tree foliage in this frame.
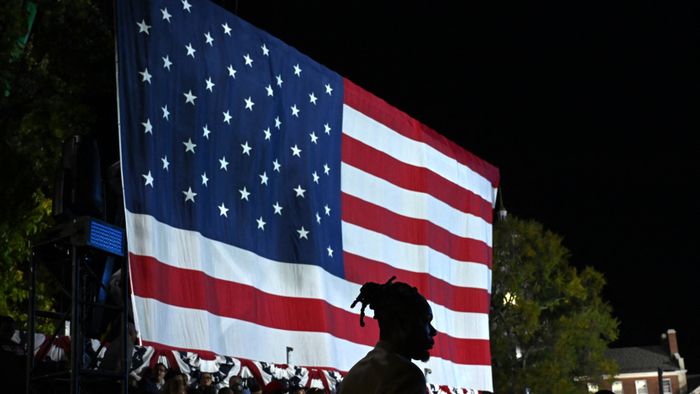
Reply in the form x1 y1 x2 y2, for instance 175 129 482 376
490 215 619 393
0 0 114 329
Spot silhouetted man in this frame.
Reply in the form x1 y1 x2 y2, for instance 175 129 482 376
339 277 437 394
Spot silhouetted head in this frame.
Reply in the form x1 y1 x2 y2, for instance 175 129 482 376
153 362 167 381
351 277 437 361
200 372 213 387
229 376 244 393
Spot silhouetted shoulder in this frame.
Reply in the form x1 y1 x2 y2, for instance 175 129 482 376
340 342 426 394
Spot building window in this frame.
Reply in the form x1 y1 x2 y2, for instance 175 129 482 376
635 380 648 394
612 381 624 394
662 379 672 394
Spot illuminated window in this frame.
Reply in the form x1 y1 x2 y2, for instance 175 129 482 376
612 381 624 394
662 379 672 394
635 380 648 394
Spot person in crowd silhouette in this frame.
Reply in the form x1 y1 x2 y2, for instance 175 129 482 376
191 372 216 394
140 362 168 393
339 277 437 394
245 377 262 394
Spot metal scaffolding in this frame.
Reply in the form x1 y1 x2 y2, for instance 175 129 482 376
26 216 129 394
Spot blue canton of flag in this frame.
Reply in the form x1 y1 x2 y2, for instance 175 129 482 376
118 0 344 277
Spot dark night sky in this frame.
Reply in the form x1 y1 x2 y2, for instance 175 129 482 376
224 0 700 372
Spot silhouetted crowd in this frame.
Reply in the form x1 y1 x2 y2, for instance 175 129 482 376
131 363 326 394
1 315 332 394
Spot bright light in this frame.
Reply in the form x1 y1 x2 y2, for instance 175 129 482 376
503 292 518 306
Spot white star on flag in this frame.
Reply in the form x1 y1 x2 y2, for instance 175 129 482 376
241 141 252 155
142 171 154 187
222 23 231 35
140 68 152 83
161 105 170 120
185 43 196 58
245 97 255 111
297 226 309 239
181 0 192 13
257 216 266 230
218 202 229 217
137 19 151 35
243 53 253 66
183 138 196 153
219 156 229 171
184 90 197 105
161 8 171 22
239 186 250 201
204 32 214 46
183 187 197 202
162 55 172 70
205 77 215 92
142 119 153 134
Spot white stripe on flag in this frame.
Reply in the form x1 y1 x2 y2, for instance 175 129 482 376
342 221 491 291
342 105 495 204
341 162 493 246
126 212 490 340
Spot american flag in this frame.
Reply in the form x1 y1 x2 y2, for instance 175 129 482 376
116 0 499 391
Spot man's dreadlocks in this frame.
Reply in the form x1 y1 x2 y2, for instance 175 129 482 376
350 276 428 329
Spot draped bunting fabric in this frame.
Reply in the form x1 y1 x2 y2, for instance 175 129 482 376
29 334 481 393
116 0 499 391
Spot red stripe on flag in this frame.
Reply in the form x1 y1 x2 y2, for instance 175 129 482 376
344 252 490 314
130 254 492 366
343 78 499 188
342 134 493 224
341 193 492 268
140 340 218 360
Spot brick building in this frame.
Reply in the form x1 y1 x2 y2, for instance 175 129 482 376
595 329 688 394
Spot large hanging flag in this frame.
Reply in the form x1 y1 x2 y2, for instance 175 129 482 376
116 0 499 391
